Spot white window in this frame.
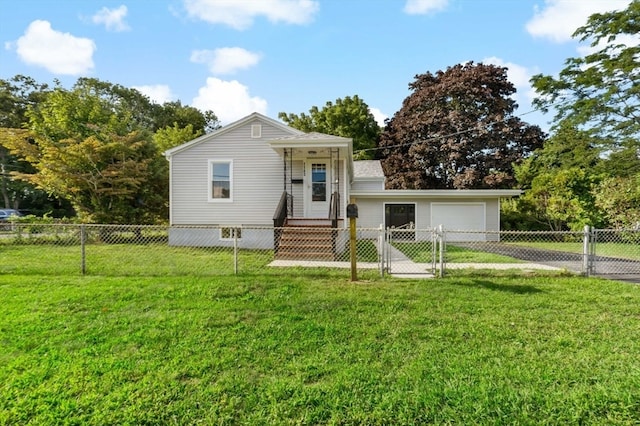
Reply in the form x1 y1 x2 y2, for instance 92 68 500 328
220 227 242 240
209 160 233 202
251 124 262 138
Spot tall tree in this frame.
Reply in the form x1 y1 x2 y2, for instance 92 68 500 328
594 174 640 228
379 63 545 189
0 76 74 215
516 167 603 231
153 123 202 153
152 100 220 134
531 0 640 148
7 79 166 223
279 95 381 159
511 122 604 230
529 2 640 230
515 121 602 189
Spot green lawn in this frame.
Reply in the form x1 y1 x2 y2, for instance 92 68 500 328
2 272 640 424
508 241 640 261
0 241 382 277
393 241 522 263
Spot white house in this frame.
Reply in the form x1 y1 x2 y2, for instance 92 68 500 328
164 112 520 252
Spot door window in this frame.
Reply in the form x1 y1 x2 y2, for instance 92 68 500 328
311 163 327 202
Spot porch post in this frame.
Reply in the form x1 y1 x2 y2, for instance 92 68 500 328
283 148 287 192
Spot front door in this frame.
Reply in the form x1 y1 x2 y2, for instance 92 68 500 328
305 160 330 218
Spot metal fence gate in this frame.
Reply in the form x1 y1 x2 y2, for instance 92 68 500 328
383 227 437 276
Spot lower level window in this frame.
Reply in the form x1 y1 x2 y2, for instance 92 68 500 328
221 227 242 240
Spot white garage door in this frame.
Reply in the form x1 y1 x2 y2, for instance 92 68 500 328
431 203 486 241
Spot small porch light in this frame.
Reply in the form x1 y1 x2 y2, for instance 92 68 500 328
308 150 317 155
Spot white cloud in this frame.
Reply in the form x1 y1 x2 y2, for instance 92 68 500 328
183 0 319 30
526 0 630 43
403 0 449 15
369 107 388 127
92 5 130 32
482 56 538 105
14 20 96 75
192 77 267 124
133 85 175 104
190 47 261 75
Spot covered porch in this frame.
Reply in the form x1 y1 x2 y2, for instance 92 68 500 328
269 133 353 260
269 133 353 227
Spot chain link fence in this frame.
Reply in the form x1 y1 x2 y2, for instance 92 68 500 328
1 223 638 280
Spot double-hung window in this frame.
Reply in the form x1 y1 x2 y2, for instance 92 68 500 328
209 160 233 201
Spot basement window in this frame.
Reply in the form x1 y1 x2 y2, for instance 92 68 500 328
220 227 242 240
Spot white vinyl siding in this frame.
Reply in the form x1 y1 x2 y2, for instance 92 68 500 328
350 179 384 192
170 119 292 225
353 197 500 233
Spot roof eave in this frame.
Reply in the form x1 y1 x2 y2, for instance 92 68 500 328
349 189 523 198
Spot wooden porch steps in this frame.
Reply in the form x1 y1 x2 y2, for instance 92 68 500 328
275 219 338 261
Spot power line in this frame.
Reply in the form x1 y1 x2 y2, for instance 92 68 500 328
354 103 559 155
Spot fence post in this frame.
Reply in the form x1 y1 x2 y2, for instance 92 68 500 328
386 227 391 274
233 227 238 275
432 227 438 275
80 224 86 275
582 225 590 277
379 224 385 277
438 224 444 278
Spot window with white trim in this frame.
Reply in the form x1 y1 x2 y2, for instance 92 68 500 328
209 160 233 201
220 227 242 240
251 124 261 138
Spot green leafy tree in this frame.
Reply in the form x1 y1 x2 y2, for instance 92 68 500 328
0 76 74 215
153 123 202 153
518 168 603 231
279 95 381 159
531 0 640 150
594 174 640 228
527 2 640 230
8 79 166 223
515 122 601 189
152 100 220 134
379 63 545 189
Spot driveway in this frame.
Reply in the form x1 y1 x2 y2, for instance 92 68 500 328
452 242 640 283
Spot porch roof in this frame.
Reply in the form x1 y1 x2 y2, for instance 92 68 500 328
268 132 353 158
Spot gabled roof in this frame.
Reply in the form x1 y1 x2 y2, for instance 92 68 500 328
164 112 304 158
353 160 385 179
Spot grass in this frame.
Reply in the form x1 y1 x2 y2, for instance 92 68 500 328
337 239 379 262
509 241 640 261
393 240 522 263
2 272 640 424
0 241 385 278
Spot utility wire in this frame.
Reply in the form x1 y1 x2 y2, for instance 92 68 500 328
354 102 559 155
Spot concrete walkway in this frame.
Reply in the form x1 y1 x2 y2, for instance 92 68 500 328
269 244 563 279
385 244 435 278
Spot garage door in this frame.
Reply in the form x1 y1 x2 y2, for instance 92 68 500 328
431 203 485 241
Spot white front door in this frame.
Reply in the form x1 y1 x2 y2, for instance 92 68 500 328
304 160 330 218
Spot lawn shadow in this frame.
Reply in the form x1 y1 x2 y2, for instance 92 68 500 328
454 279 544 294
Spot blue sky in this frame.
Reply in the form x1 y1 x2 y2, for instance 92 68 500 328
0 0 632 129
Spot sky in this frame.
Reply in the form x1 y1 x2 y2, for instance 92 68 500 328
0 0 633 130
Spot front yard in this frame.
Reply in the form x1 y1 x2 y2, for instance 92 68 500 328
2 272 639 424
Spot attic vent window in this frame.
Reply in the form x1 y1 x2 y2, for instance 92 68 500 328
251 124 261 138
